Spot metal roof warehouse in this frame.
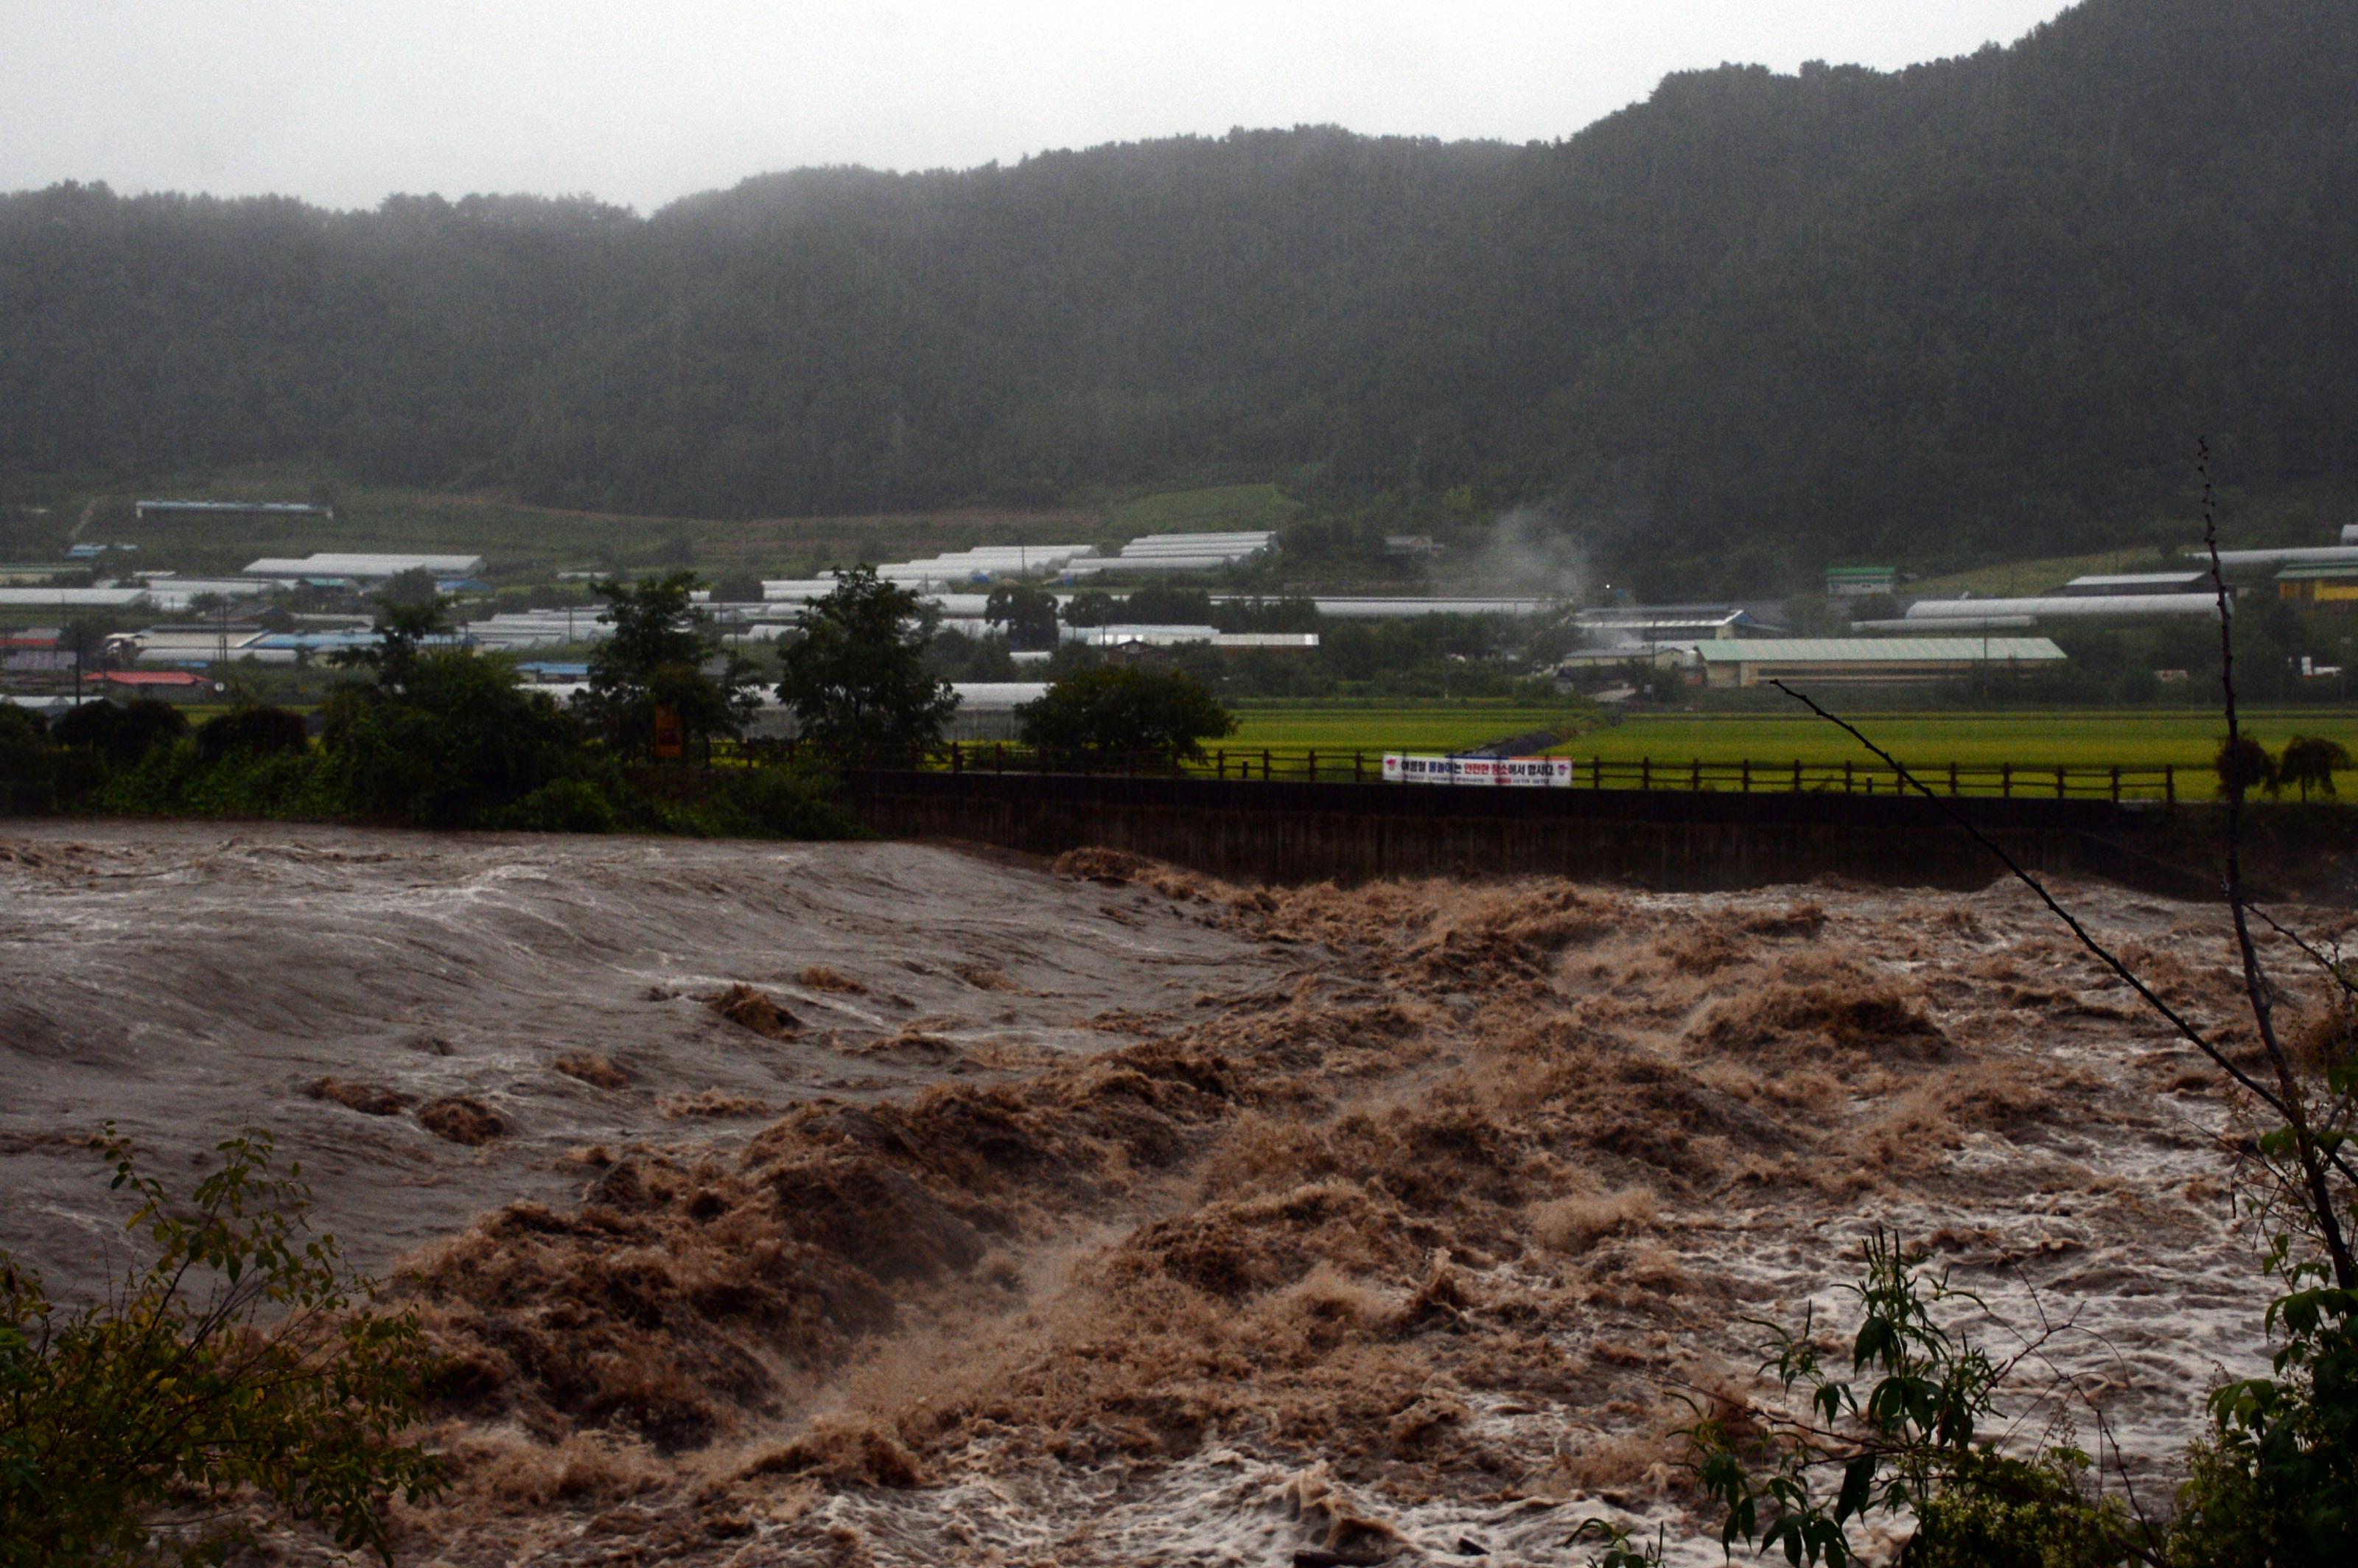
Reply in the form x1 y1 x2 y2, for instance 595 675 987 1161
1693 637 2065 689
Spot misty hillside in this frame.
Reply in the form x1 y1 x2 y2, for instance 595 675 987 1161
4 0 2353 589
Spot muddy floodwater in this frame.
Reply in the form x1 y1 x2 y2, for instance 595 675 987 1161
0 822 2323 1565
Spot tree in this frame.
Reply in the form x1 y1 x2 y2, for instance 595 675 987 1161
1120 584 1214 625
1061 590 1119 629
332 595 454 694
375 567 440 607
51 699 186 769
2217 735 2280 797
774 566 959 764
321 609 589 827
984 581 1060 651
575 573 756 758
0 1128 443 1565
1016 665 1236 766
2278 735 2351 801
193 704 310 766
0 706 53 813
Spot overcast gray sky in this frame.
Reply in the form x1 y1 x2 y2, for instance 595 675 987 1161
1 1 2073 214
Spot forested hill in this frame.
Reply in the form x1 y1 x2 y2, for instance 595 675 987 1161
4 0 2354 589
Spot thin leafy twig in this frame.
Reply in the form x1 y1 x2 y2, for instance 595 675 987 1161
2197 437 2356 1287
1766 678 2289 1119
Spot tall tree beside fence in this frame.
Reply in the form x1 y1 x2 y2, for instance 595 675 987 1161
575 572 757 759
774 566 959 766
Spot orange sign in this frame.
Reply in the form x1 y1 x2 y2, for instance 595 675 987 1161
653 704 685 759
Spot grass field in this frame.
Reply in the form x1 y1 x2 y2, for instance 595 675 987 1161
1901 547 2194 599
1209 701 2358 799
1543 709 2358 797
1105 483 1299 539
1222 701 1584 753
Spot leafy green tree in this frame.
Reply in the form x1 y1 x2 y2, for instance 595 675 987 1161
984 581 1060 651
332 596 455 694
1119 584 1214 625
375 567 440 608
0 1128 443 1566
1017 665 1236 766
321 609 588 827
2217 734 2281 798
0 706 54 813
192 704 309 766
774 566 959 763
1061 590 1119 629
2278 735 2352 802
576 572 757 758
52 699 187 769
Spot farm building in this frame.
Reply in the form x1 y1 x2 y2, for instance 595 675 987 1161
137 500 334 522
1575 606 1760 640
1904 594 2220 625
1825 566 1898 598
2059 572 2208 596
91 671 217 699
1061 625 1318 651
2277 562 2358 603
2194 546 2358 575
0 587 155 611
242 553 484 580
1693 637 2065 690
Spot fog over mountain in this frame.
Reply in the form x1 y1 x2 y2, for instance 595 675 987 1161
4 0 2351 589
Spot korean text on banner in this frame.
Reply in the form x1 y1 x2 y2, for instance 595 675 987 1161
1381 754 1571 786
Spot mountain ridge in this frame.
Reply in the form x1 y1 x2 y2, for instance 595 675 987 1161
4 0 2351 591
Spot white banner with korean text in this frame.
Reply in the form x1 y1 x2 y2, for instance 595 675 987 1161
1381 754 1572 786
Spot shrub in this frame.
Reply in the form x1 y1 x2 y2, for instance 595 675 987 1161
193 704 310 766
319 651 589 827
1673 1229 2137 1568
50 699 189 769
2278 735 2353 802
695 760 861 839
0 707 52 813
499 777 621 835
0 1129 443 1565
2215 734 2279 797
1017 665 1237 765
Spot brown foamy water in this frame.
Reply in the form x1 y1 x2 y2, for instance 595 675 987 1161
0 825 2320 1565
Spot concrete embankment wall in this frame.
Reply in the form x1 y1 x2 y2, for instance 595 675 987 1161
842 770 2214 897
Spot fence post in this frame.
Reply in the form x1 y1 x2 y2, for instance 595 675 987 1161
1948 761 1959 796
1263 748 1272 781
995 741 1004 776
1690 758 1701 791
1740 760 1751 793
950 741 962 775
1592 757 1602 789
1354 751 1364 784
1844 760 1853 794
1640 757 1651 791
2165 765 2175 805
2110 766 2120 803
1792 759 1802 793
2055 766 2065 799
1216 747 1225 780
2001 762 2011 798
1307 749 1317 783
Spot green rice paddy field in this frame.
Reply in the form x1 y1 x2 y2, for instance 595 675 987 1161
1220 704 2358 797
1222 704 1578 753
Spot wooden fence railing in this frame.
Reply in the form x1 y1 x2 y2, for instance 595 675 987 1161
897 743 2183 803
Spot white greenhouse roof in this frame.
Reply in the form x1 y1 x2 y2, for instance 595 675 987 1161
1693 637 2064 663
